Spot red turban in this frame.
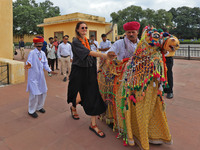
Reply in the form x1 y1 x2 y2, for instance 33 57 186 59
33 36 44 43
123 21 140 31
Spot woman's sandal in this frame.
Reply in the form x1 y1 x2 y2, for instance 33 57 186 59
70 107 80 120
89 124 105 138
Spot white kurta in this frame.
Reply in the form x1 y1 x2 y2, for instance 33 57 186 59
106 38 139 60
26 48 51 95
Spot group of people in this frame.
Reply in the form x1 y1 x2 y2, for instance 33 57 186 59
25 20 175 149
46 35 73 82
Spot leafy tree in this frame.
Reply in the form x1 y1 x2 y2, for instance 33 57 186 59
169 6 200 39
110 5 144 35
13 0 60 37
110 5 173 37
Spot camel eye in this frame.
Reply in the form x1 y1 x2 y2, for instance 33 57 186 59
152 33 160 39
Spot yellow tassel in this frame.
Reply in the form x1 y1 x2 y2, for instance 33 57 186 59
163 103 166 111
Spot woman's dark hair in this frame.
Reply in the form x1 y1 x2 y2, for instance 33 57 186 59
75 21 87 37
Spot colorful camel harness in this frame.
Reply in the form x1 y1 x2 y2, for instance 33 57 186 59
97 27 179 147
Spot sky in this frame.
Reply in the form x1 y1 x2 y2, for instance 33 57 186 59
13 0 200 22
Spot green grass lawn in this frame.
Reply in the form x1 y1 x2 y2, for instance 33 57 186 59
179 39 200 44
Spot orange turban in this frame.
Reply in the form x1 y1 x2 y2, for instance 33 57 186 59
33 36 44 43
123 21 140 31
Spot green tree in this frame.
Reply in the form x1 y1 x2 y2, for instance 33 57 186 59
110 5 172 37
169 6 200 39
110 5 144 35
152 9 172 28
13 0 60 37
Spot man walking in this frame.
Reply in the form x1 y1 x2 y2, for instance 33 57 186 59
57 35 73 82
19 37 25 59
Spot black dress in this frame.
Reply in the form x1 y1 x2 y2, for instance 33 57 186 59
67 38 106 116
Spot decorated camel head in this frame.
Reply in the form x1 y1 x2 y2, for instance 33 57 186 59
137 26 180 56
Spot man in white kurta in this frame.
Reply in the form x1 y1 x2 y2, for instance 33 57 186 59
106 21 140 60
26 36 52 118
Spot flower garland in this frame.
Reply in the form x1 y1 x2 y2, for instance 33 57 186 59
78 36 91 50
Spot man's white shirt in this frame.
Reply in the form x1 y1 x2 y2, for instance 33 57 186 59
99 40 111 53
106 38 139 60
57 42 73 59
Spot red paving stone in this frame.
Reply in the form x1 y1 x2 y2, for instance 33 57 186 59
0 49 200 150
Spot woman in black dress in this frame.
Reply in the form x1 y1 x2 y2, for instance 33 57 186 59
67 21 116 138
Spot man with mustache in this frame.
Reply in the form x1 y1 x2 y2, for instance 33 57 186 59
25 36 56 118
106 21 140 60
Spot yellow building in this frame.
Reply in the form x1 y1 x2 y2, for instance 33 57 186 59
38 12 118 43
105 23 118 42
13 34 43 44
0 0 13 60
0 0 25 85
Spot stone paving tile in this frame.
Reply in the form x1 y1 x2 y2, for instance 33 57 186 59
0 142 10 150
4 124 60 150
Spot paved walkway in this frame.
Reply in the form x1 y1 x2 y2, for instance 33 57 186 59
0 49 200 150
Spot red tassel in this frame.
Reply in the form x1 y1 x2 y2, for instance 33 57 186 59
129 95 136 103
144 78 148 84
123 58 129 62
160 77 165 82
123 141 128 146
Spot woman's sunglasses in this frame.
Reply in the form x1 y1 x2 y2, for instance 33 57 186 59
81 27 88 30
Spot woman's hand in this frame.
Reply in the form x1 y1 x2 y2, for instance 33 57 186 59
107 51 117 60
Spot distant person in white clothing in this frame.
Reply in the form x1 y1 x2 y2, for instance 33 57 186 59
47 37 56 76
89 35 99 52
89 35 100 69
57 35 73 82
99 34 111 53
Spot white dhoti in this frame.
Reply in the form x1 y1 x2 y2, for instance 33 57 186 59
28 92 47 114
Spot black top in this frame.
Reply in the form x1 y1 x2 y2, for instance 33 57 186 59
72 38 96 67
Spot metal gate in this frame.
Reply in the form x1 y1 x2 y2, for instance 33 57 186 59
0 63 9 85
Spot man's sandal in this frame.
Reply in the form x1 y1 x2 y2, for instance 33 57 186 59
89 124 105 138
70 107 80 120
